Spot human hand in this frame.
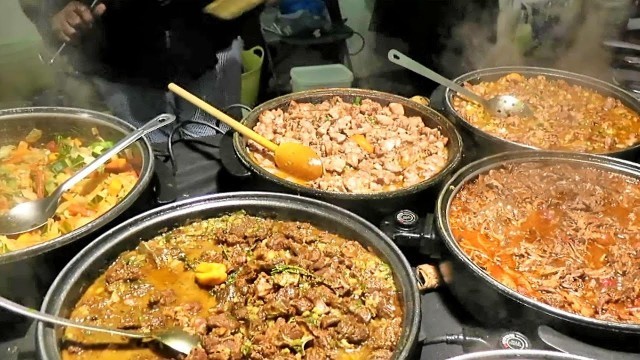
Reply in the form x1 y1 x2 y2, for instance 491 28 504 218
51 1 106 42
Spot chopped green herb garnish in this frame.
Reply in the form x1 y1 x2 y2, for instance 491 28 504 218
271 264 314 277
225 270 238 285
284 335 314 355
353 96 362 106
241 341 252 356
88 140 114 155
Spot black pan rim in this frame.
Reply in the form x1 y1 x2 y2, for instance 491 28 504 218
436 150 640 333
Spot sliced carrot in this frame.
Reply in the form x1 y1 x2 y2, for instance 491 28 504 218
67 203 95 217
350 134 374 153
46 141 57 152
104 158 128 173
32 168 45 198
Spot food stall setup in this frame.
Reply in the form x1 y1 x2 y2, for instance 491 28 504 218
3 3 640 359
1 57 640 360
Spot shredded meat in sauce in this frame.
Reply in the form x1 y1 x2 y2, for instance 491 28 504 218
63 212 403 360
449 162 640 323
249 97 449 193
452 73 640 152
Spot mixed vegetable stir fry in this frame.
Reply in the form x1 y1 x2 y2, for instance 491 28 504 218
0 129 139 252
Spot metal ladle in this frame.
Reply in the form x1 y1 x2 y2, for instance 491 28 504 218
0 113 176 236
388 49 534 118
0 296 199 355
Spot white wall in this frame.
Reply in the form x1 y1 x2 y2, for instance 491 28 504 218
0 1 40 44
339 0 407 79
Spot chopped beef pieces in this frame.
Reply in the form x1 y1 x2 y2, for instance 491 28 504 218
450 162 640 323
249 96 450 193
63 212 403 359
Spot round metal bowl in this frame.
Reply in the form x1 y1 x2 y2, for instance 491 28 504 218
229 88 463 222
443 66 640 162
447 350 594 360
0 107 154 264
37 192 421 360
435 151 640 349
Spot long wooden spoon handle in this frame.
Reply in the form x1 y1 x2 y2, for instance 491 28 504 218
168 83 278 152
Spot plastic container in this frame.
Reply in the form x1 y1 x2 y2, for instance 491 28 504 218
240 46 264 107
290 64 354 93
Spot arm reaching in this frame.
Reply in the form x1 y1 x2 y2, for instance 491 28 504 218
18 0 106 45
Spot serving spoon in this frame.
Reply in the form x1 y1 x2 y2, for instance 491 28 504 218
168 83 324 181
387 49 534 118
0 295 199 355
0 113 176 236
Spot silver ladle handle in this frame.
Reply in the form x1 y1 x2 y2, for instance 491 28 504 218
387 49 488 106
56 113 176 196
0 296 147 339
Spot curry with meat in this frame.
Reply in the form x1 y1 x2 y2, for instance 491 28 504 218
249 97 449 193
451 73 640 153
63 212 403 360
0 129 138 252
449 162 640 323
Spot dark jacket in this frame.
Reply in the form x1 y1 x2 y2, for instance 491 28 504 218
28 0 241 88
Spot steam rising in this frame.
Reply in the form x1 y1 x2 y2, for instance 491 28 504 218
436 1 633 80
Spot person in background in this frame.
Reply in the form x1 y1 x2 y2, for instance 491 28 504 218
20 0 250 142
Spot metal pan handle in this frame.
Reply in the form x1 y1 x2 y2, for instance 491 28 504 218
380 210 444 291
538 325 639 360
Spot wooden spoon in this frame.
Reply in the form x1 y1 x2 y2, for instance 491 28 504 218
168 83 324 181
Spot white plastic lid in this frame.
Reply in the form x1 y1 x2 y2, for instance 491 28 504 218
290 64 354 86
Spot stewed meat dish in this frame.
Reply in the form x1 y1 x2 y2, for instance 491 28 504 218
63 212 403 360
449 162 640 323
249 97 449 193
452 73 640 152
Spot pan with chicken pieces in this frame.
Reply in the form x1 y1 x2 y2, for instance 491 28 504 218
249 96 449 193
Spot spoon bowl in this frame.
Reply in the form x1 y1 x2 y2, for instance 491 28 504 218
0 114 176 236
274 142 324 181
168 83 324 181
388 49 534 118
0 295 199 355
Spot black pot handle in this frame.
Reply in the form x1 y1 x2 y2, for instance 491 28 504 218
379 210 441 257
152 159 178 205
219 131 252 179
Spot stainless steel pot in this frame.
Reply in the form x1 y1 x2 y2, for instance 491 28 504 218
435 151 640 351
0 107 154 264
36 192 421 360
222 88 463 223
442 66 640 162
447 350 594 360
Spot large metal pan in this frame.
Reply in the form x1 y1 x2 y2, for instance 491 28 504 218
0 107 154 264
220 88 463 223
36 192 421 360
442 66 640 162
448 350 593 360
435 151 640 351
0 107 155 323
